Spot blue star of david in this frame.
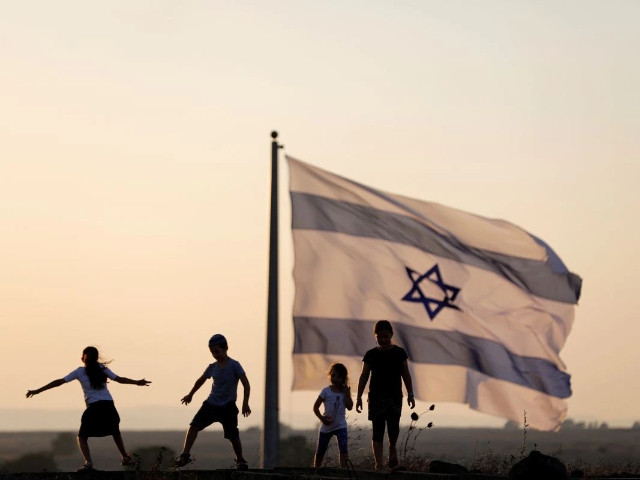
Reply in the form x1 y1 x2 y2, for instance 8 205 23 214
401 264 461 320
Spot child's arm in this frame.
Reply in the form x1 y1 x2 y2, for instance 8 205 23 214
26 378 65 398
355 363 371 413
313 396 331 425
401 359 415 409
114 376 151 386
344 386 354 411
239 374 251 417
181 374 208 405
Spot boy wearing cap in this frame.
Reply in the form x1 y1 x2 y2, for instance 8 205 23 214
175 334 251 469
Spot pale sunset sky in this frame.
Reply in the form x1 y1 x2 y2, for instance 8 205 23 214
1 1 638 431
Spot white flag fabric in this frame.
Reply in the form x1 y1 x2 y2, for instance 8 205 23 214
288 156 582 431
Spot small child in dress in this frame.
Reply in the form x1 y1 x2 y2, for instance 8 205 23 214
26 346 151 471
312 363 354 468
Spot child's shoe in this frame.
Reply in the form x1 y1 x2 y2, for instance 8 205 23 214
121 454 134 466
174 453 192 468
236 458 249 470
77 462 94 472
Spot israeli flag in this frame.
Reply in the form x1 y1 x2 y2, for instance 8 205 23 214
288 156 581 431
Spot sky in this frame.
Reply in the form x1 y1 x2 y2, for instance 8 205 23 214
1 1 639 432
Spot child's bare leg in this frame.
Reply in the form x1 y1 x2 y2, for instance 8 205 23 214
388 421 400 467
229 437 246 462
388 438 398 467
112 433 128 457
180 425 199 455
77 436 92 465
372 441 383 470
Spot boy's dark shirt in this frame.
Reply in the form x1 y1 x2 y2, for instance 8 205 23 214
363 345 408 400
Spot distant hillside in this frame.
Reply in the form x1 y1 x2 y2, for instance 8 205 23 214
2 427 640 474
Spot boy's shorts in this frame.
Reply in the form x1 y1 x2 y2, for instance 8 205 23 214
190 401 239 440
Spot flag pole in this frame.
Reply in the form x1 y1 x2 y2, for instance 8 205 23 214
262 131 282 468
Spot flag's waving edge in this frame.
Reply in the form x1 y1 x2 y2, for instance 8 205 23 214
288 155 582 431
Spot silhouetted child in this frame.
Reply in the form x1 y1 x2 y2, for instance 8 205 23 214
175 334 251 470
26 346 151 471
312 363 354 468
356 320 415 470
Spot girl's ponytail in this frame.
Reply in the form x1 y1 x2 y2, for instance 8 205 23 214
83 346 108 390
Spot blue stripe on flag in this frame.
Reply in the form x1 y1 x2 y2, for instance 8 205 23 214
291 192 581 304
294 316 571 399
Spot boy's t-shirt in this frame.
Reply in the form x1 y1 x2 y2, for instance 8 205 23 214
203 357 245 407
318 386 348 433
64 366 117 404
363 345 408 400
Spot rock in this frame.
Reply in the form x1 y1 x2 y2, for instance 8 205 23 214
429 460 468 474
509 450 568 480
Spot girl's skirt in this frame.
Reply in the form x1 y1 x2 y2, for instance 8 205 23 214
79 400 121 437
